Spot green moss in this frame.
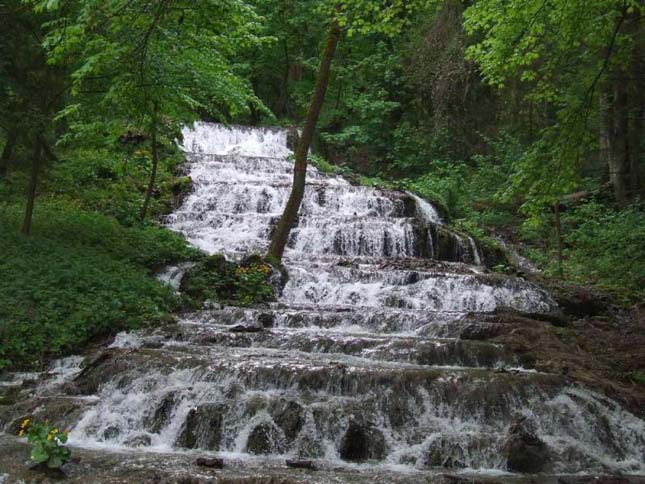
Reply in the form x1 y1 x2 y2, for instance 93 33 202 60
628 371 645 386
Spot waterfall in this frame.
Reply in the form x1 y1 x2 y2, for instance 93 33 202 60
59 123 644 478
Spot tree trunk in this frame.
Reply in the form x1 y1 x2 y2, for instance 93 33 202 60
607 80 630 205
140 109 159 222
554 201 563 278
21 143 41 236
628 25 644 198
0 130 17 177
267 18 341 261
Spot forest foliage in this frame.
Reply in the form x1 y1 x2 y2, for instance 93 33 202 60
1 0 643 369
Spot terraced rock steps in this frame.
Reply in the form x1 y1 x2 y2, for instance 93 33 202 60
2 123 643 482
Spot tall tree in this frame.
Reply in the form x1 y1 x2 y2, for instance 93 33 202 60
267 15 341 260
267 0 436 261
0 1 67 234
464 0 645 210
35 0 268 221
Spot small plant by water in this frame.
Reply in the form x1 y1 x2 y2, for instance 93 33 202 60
18 418 71 469
180 254 276 308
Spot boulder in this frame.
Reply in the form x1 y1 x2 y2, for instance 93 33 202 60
145 392 178 433
194 457 224 469
246 422 285 455
257 312 275 328
503 416 550 473
176 404 224 450
339 419 386 462
286 459 316 470
270 400 304 442
229 324 263 333
125 434 151 447
75 349 131 395
424 437 467 469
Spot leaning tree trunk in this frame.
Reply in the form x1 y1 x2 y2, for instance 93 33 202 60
140 109 159 222
21 142 42 235
267 18 341 261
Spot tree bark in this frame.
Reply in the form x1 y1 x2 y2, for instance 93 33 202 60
140 108 159 222
628 21 643 198
607 80 630 205
0 130 17 177
21 142 41 236
553 201 563 278
267 17 341 261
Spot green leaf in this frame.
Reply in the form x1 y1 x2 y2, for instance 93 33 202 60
47 455 64 468
31 446 49 463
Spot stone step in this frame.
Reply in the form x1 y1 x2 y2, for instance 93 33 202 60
141 321 533 369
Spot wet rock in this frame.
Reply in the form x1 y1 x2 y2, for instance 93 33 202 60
270 400 304 442
176 404 224 450
339 420 386 462
494 305 568 327
438 476 503 484
424 438 466 469
503 416 550 473
145 392 178 433
285 459 316 470
229 324 263 333
401 194 418 218
458 322 510 340
296 435 324 458
257 312 275 328
557 477 631 484
103 426 120 440
246 422 284 455
194 457 224 469
286 127 300 152
0 385 22 406
203 300 222 310
59 382 82 396
75 349 131 394
552 284 611 318
125 434 151 447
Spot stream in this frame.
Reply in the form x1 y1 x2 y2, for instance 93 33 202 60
1 123 644 483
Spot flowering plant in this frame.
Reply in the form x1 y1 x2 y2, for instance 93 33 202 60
18 418 71 469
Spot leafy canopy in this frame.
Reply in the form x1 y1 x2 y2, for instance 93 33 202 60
463 0 644 215
32 0 270 143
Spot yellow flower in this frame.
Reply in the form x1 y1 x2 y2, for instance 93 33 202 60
17 429 24 437
20 418 30 429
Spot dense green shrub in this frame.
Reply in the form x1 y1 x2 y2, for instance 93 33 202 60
563 202 645 301
0 202 197 370
181 254 276 308
45 147 188 227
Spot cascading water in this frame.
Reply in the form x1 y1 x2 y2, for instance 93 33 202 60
47 123 645 478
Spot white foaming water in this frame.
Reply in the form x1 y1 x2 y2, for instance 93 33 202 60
409 192 441 224
181 122 292 158
64 123 645 477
